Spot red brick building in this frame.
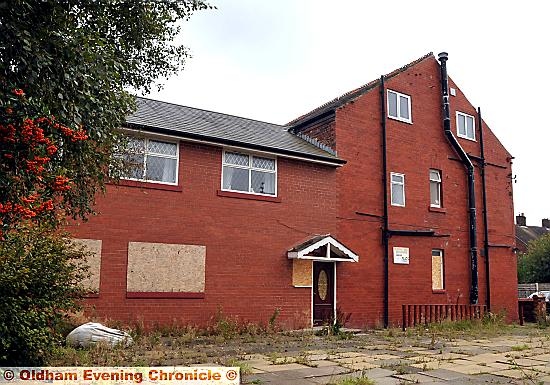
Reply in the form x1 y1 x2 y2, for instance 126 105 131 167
71 52 517 329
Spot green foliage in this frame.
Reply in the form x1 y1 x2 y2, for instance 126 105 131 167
0 0 211 365
518 234 550 283
0 0 211 223
0 226 88 365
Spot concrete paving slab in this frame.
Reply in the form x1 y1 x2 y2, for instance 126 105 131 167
369 377 402 385
498 357 541 367
251 363 310 372
334 351 369 358
275 365 351 379
411 360 446 370
340 361 379 370
461 352 507 364
445 364 497 375
358 367 396 378
392 372 440 382
332 357 371 365
484 362 513 371
419 368 467 380
361 353 401 361
430 352 471 361
531 365 550 374
492 368 538 379
308 360 341 367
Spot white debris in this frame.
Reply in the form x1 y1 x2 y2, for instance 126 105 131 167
66 322 133 348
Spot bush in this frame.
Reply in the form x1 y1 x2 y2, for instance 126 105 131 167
0 226 87 364
518 233 550 283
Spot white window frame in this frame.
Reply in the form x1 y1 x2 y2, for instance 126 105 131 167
456 111 476 141
432 249 444 290
221 150 278 197
120 136 179 186
387 89 412 124
429 169 442 208
390 172 405 207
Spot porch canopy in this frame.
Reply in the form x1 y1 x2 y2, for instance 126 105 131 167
287 234 359 262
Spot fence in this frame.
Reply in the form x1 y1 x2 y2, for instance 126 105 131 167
518 283 550 298
401 304 487 331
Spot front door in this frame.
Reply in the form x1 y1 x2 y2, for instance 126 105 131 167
313 262 335 326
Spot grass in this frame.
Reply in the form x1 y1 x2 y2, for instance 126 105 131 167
329 376 375 385
511 343 530 351
223 358 253 376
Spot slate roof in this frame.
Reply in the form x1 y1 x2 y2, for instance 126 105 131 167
288 52 434 127
126 97 344 165
516 225 550 252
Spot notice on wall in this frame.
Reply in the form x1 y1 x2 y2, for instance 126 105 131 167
393 247 410 264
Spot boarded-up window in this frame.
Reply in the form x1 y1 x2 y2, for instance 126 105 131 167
127 242 205 293
292 259 312 287
431 249 444 290
73 238 102 293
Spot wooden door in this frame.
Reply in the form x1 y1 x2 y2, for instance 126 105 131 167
313 262 334 326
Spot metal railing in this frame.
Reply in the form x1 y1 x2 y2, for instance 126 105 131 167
402 304 487 331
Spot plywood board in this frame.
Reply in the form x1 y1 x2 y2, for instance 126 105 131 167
73 238 102 292
293 259 312 287
127 242 206 292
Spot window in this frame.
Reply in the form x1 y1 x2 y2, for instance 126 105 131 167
456 111 475 140
387 90 412 123
120 136 178 184
222 151 276 196
431 249 444 290
390 172 405 207
429 169 442 208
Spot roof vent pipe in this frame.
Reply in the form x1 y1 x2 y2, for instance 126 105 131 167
437 52 479 305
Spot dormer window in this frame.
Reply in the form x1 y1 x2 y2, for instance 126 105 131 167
387 89 412 123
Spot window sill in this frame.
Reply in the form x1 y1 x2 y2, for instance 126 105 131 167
126 292 205 299
217 190 282 203
432 289 446 294
108 179 182 192
84 292 100 298
429 206 446 214
457 134 477 142
388 115 413 125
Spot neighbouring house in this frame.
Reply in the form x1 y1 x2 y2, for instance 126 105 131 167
69 52 518 329
515 213 550 254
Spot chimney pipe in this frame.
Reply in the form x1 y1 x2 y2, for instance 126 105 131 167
516 213 526 226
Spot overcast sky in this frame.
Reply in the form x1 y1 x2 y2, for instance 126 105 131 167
146 0 548 227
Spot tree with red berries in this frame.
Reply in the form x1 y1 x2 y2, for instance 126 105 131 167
0 0 211 364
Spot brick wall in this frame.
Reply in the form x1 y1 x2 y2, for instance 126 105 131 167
69 142 338 328
332 55 517 327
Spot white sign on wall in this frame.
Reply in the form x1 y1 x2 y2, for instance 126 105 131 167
393 247 410 264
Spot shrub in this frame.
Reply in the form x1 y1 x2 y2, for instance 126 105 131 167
0 226 87 364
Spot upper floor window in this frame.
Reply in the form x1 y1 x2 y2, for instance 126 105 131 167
120 136 178 185
390 172 405 207
387 90 412 123
222 151 277 196
456 111 475 141
430 169 442 208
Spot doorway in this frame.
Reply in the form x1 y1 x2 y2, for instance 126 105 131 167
313 262 335 326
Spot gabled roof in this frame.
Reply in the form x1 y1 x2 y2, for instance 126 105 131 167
516 225 550 251
288 234 359 262
126 97 345 165
288 52 434 127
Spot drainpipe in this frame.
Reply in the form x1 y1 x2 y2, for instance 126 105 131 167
478 107 490 310
380 75 389 328
437 52 479 304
